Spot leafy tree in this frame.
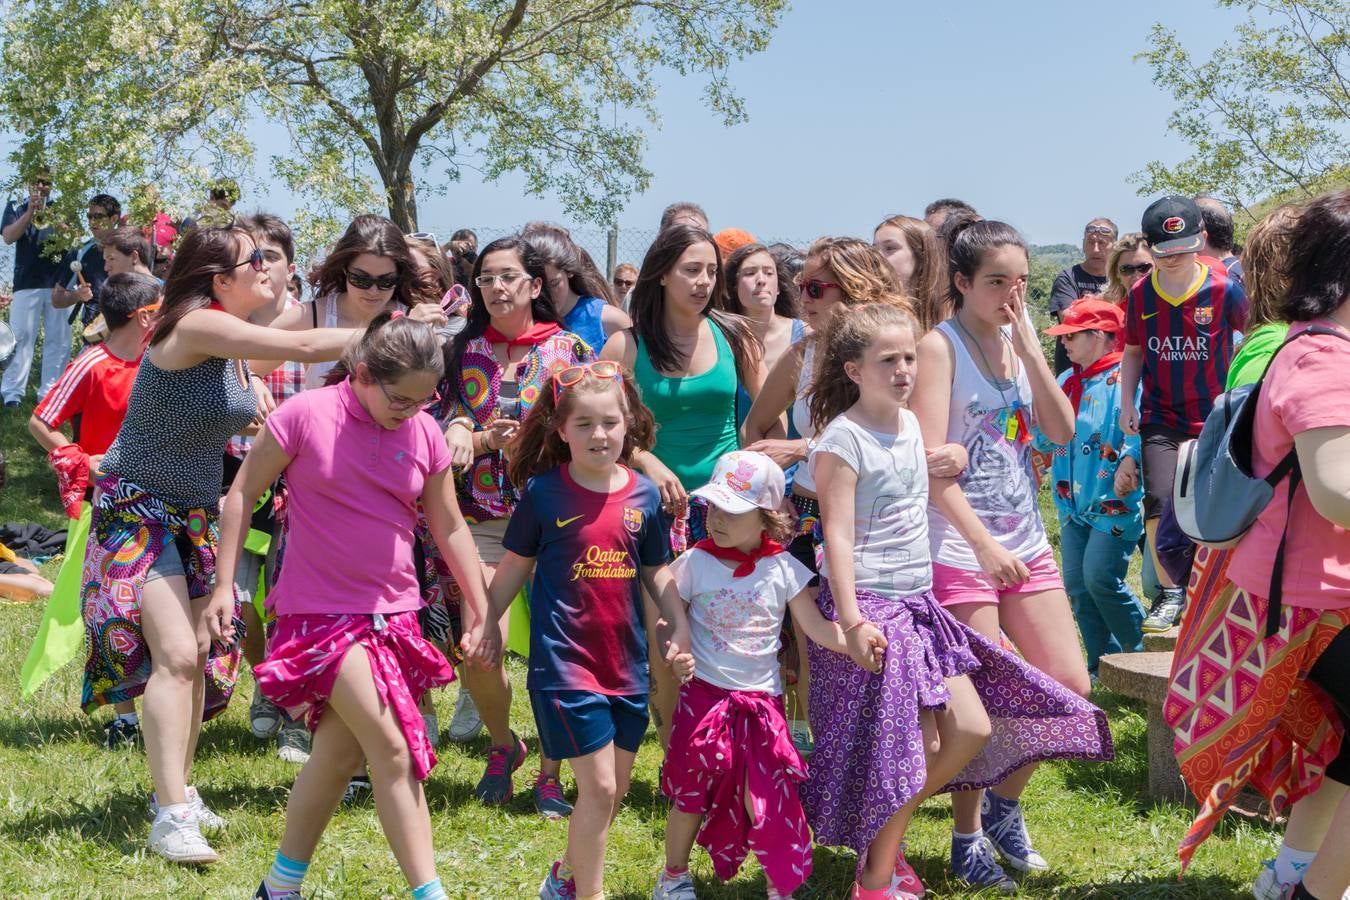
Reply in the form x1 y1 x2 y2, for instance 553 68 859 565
1135 0 1349 227
0 0 784 252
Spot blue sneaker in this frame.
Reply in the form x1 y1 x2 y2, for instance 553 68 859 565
538 860 577 899
951 832 1015 893
477 732 528 805
533 772 573 819
982 793 1047 872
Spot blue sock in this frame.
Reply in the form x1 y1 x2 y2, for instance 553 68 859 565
411 877 448 900
262 850 309 896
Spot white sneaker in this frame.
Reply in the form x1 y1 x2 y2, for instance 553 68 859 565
148 808 218 865
423 712 440 749
446 687 483 743
149 786 226 831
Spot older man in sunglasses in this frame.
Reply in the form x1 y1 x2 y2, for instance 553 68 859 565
1049 217 1118 374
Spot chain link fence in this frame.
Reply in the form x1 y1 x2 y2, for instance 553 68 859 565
420 223 815 279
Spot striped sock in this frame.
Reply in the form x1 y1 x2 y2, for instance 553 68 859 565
410 877 448 900
262 850 308 896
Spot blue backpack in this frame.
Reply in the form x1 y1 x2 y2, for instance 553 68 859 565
1172 325 1350 635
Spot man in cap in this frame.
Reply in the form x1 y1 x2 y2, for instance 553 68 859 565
1119 196 1248 633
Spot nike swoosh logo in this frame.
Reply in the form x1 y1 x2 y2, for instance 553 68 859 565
1141 311 1159 320
555 514 584 528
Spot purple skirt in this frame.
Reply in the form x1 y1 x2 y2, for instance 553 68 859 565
801 581 1113 855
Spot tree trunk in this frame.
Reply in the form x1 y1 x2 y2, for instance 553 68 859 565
385 165 418 232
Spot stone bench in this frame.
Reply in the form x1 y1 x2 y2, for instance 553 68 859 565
1097 651 1186 801
1143 626 1180 652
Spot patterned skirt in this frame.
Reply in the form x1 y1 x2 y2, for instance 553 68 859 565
255 610 455 781
802 581 1114 855
80 474 243 719
1166 546 1350 871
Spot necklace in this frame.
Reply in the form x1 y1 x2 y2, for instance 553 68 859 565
953 312 1027 443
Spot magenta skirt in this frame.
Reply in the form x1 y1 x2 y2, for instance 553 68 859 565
255 610 454 780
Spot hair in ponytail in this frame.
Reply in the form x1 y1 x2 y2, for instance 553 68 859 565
324 312 443 386
809 303 919 430
947 219 1027 311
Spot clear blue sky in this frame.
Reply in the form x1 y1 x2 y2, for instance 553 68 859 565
5 1 1235 259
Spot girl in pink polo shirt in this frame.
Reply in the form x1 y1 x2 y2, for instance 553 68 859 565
210 313 492 900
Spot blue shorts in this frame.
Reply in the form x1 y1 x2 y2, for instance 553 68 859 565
529 690 649 760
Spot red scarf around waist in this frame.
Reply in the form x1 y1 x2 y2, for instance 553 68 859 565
692 532 787 577
484 321 561 349
1063 351 1122 414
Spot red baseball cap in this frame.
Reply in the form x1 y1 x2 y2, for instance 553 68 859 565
1044 297 1125 335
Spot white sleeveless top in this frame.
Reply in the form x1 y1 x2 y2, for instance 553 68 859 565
302 294 341 390
926 319 1049 569
790 337 818 493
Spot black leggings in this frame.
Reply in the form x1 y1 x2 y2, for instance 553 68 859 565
1310 624 1350 784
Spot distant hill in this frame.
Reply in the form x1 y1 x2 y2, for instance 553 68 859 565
1030 243 1078 267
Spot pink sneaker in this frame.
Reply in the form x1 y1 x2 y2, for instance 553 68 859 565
893 843 925 897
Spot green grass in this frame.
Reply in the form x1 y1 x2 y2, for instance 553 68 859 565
0 394 1275 899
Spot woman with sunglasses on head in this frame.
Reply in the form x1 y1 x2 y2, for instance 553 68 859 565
80 225 362 865
434 235 594 819
255 215 447 389
600 223 767 745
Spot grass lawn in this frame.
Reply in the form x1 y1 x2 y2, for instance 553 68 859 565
0 394 1279 899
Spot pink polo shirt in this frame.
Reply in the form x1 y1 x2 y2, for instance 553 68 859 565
1229 322 1350 609
265 379 451 616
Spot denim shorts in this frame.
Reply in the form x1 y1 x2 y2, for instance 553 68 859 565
144 539 186 583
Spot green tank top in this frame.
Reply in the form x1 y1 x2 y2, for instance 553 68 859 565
634 321 740 491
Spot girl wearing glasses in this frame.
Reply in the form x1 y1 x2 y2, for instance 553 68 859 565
80 226 361 865
911 219 1093 890
257 215 446 390
479 360 694 900
435 235 593 818
211 313 493 900
600 223 766 745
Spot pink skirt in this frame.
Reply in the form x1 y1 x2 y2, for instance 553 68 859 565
661 678 811 896
255 610 454 781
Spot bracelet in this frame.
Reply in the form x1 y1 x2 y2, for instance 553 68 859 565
842 619 868 634
446 416 475 433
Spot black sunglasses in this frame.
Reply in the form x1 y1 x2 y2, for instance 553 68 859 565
1120 263 1154 277
231 248 265 272
347 269 400 291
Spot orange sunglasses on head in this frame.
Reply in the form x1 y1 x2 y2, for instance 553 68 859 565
552 360 623 402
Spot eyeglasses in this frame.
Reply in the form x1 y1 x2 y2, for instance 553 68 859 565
375 379 440 412
798 279 841 300
552 360 623 402
347 270 400 291
474 271 528 289
232 248 265 272
407 231 439 245
1120 263 1154 277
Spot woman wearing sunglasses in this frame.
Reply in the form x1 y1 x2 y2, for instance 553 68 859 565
1103 233 1153 308
434 234 594 819
601 222 767 744
256 215 446 389
80 225 362 865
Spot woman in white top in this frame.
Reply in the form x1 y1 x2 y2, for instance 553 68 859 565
910 218 1084 888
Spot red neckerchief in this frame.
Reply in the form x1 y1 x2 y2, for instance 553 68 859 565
693 532 787 577
1063 351 1122 414
484 321 561 349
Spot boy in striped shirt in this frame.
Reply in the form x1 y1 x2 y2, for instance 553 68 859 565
1120 195 1248 632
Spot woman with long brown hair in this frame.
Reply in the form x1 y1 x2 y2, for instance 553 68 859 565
602 222 767 743
873 214 948 332
81 225 359 865
256 215 446 388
